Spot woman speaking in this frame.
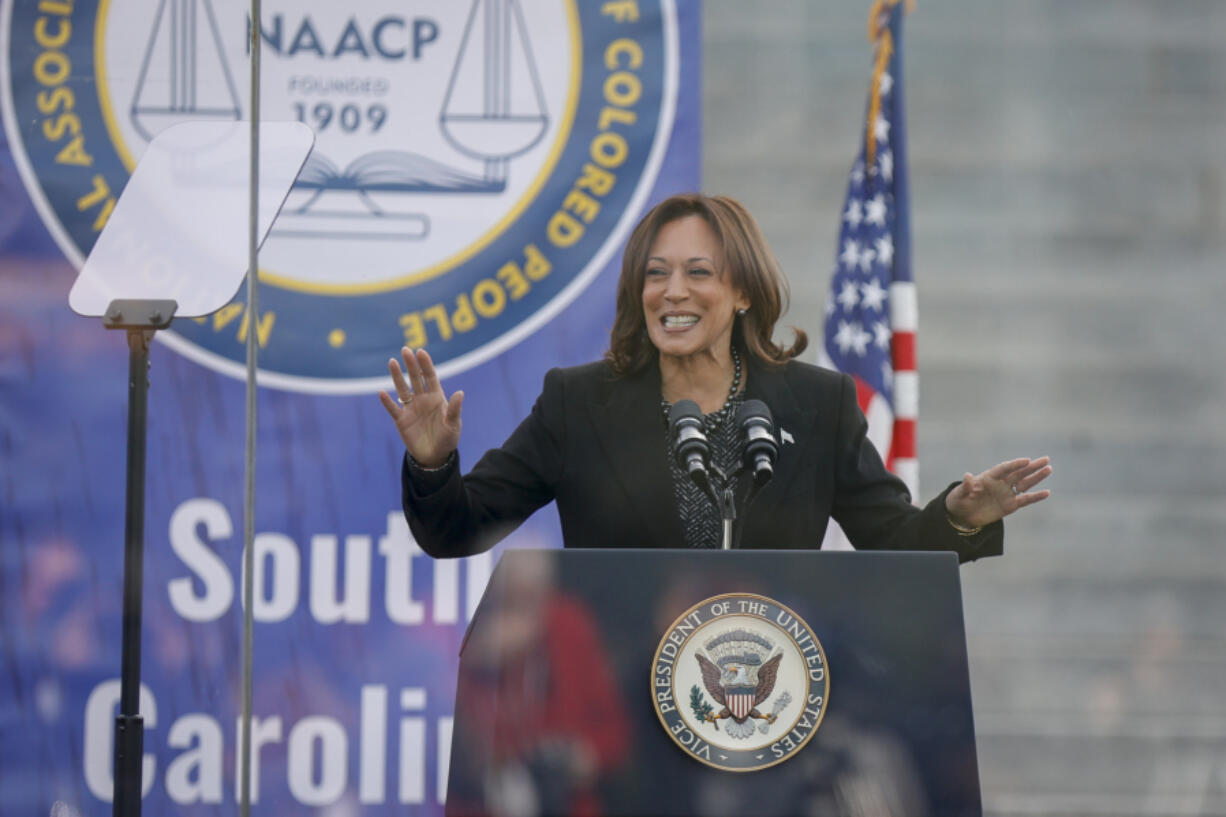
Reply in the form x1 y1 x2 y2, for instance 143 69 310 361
379 194 1051 558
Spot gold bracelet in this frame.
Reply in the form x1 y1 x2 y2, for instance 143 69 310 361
946 513 983 537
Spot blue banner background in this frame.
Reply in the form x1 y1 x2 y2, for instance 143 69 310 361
0 2 700 812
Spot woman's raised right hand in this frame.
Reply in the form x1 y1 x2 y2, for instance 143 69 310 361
378 347 464 468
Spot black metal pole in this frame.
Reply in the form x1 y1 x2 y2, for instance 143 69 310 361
113 327 152 817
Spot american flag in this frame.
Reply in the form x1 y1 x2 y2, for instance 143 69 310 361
820 0 917 518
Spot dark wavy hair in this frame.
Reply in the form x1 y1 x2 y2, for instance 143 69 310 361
606 193 808 376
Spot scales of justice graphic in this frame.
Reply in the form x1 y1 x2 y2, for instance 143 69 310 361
129 0 552 241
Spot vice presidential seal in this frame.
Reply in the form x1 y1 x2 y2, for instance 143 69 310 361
651 593 829 772
1 0 678 392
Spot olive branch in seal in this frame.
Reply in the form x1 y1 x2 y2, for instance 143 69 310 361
689 685 715 726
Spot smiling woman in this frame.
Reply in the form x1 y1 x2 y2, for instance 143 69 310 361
380 192 1051 556
641 215 750 409
608 194 806 385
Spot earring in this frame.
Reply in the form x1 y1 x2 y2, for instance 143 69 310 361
737 308 747 316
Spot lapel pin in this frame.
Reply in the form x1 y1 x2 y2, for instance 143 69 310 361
780 428 795 444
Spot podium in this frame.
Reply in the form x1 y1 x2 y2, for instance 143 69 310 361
447 549 983 817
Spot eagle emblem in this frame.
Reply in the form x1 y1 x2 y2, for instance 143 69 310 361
692 629 792 740
652 593 828 770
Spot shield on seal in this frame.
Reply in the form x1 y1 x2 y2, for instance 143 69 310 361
727 688 755 721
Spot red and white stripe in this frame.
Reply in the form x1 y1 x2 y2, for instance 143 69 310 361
888 281 918 499
728 692 754 720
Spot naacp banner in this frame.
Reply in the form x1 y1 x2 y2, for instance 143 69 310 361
0 0 699 812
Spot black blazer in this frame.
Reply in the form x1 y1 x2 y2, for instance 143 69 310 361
402 357 1003 561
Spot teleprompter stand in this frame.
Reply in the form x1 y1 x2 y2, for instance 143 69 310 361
67 121 314 816
103 299 176 817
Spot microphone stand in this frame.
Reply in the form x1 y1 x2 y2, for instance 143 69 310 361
720 485 736 551
697 463 763 551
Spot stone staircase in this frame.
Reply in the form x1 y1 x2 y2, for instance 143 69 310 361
704 1 1226 813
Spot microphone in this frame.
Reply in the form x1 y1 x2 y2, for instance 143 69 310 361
737 399 779 486
668 400 711 490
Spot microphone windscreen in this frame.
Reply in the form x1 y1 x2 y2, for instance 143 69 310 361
669 399 703 429
737 399 772 426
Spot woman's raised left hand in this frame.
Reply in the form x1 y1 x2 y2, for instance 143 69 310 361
944 456 1052 529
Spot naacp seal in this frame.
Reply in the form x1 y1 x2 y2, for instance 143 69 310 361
651 593 829 772
1 0 678 392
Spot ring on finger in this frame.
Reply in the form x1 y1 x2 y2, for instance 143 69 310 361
1011 483 1021 496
